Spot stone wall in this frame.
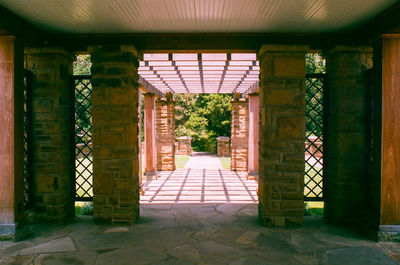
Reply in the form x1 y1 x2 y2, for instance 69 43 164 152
90 45 140 224
156 99 175 171
25 48 75 224
217 137 230 157
258 45 307 226
325 46 373 225
231 99 248 171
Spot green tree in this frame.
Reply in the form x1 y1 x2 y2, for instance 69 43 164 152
73 55 92 75
174 93 232 152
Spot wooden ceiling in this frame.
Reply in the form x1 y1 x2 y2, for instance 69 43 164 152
0 0 398 34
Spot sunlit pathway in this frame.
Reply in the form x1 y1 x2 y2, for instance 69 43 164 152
141 169 258 204
184 153 224 169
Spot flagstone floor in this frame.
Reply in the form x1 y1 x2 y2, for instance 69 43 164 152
1 162 399 264
1 203 399 265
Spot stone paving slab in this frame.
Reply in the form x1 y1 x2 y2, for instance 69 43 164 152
0 203 399 265
141 169 257 204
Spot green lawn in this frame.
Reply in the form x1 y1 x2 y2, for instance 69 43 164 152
219 157 231 170
175 155 191 168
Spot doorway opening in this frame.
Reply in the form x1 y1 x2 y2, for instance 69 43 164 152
138 52 259 205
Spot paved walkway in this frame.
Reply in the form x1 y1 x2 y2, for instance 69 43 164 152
184 153 223 169
1 204 399 265
141 169 258 204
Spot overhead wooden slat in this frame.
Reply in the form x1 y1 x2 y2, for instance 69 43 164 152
139 52 259 94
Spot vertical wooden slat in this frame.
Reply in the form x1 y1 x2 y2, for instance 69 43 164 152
381 36 400 225
0 36 24 226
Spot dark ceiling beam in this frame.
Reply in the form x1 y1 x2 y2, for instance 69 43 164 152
0 5 48 45
351 1 400 43
47 33 354 53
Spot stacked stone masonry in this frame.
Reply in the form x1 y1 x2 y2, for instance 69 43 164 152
156 99 175 171
325 46 373 225
231 99 249 171
176 137 192 156
258 45 308 226
24 48 75 224
90 45 140 224
217 137 230 157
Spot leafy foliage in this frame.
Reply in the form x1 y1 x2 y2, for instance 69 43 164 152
306 53 326 74
73 55 92 75
174 94 232 152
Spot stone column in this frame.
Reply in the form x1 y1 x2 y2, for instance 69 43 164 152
25 47 75 224
144 93 156 176
0 37 24 239
90 45 140 224
231 98 249 171
372 36 400 240
177 136 192 156
155 98 175 171
217 137 230 157
325 46 372 225
248 93 260 179
258 45 308 226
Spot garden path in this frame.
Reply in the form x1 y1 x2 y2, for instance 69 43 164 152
184 152 224 169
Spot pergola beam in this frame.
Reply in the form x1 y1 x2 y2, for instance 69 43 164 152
139 76 164 98
47 33 351 52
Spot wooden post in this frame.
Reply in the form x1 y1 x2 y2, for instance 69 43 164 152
372 35 400 240
248 93 259 179
144 93 156 176
0 36 25 240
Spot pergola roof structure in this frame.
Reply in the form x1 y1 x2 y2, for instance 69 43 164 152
139 53 259 94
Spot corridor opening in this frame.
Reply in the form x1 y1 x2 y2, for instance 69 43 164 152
138 52 260 205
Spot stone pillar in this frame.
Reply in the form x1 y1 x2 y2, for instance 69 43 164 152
155 99 175 171
177 136 192 156
258 45 308 226
325 46 372 225
248 93 260 179
231 98 248 171
144 93 156 176
217 137 230 157
372 36 400 240
25 47 75 224
0 37 25 239
90 45 140 224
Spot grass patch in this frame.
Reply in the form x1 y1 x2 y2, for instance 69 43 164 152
75 202 93 216
175 155 191 168
219 157 231 170
304 202 324 216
